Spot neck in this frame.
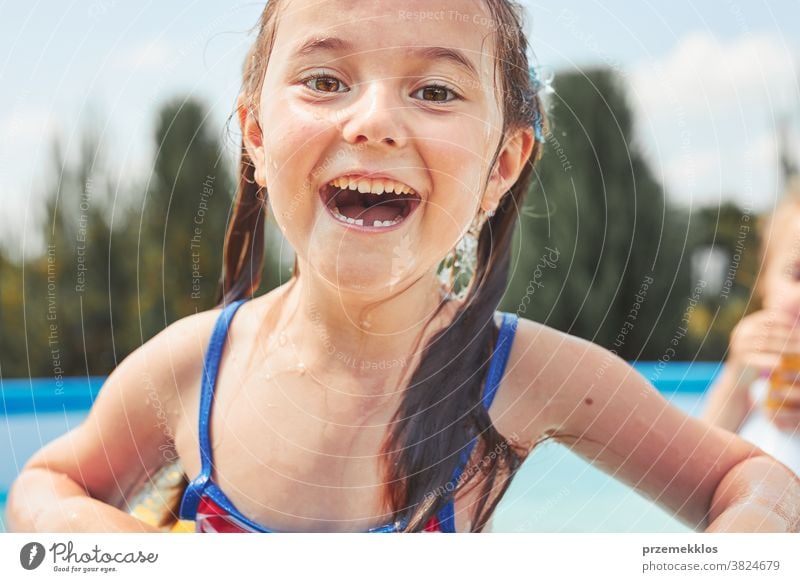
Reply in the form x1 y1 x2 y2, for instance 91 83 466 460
270 260 454 393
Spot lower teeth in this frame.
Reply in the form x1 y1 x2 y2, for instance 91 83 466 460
332 206 402 228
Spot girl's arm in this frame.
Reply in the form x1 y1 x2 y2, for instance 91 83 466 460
700 363 757 432
705 455 798 532
504 319 800 532
702 308 799 431
6 313 213 533
8 467 161 533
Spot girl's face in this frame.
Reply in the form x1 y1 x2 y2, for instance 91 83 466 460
242 0 532 294
762 216 800 314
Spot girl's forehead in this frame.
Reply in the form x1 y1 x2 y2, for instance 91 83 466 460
272 0 497 72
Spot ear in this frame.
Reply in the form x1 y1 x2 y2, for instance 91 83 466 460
482 126 535 212
237 93 267 187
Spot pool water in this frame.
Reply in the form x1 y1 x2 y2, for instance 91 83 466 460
0 391 704 533
1 405 91 533
490 393 700 533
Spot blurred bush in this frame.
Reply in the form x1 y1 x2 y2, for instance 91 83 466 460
0 73 769 377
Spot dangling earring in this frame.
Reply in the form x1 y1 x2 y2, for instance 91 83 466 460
438 208 494 301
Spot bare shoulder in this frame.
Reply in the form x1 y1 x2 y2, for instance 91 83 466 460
122 307 225 409
142 288 289 401
489 315 634 452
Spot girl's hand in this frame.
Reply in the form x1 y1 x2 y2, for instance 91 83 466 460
9 467 161 533
728 309 800 373
705 457 800 533
763 395 800 434
6 310 214 533
37 497 162 534
705 500 795 532
726 309 800 432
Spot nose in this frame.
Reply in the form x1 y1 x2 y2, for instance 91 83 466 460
338 81 407 148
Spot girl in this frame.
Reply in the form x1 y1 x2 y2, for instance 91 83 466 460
703 184 800 475
7 0 800 533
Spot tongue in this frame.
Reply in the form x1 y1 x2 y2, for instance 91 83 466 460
332 189 407 223
339 203 404 223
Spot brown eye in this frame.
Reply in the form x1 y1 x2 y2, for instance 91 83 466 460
414 84 460 103
424 87 448 101
303 74 348 94
315 77 339 92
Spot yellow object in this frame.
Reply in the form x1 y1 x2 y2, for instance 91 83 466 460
127 462 195 533
767 354 800 411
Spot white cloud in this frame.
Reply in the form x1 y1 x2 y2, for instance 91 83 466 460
114 40 173 72
663 148 720 193
627 32 797 210
0 106 62 255
653 130 783 210
0 106 60 146
630 31 797 118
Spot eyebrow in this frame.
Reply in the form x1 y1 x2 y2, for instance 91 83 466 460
416 46 479 79
290 37 480 78
291 36 352 58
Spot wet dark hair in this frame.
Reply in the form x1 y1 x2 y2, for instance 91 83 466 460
219 0 546 532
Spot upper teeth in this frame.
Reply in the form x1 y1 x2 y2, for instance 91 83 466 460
329 177 415 196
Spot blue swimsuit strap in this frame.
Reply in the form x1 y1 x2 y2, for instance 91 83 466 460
180 304 519 531
434 311 519 532
179 299 249 520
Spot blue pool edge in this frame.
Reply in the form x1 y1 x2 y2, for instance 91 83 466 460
0 363 722 416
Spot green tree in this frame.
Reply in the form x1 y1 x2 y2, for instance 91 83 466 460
136 98 234 338
0 251 27 375
502 68 693 361
686 202 760 360
2 132 124 377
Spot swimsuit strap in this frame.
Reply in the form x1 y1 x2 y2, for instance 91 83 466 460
481 312 519 411
180 305 519 529
179 299 249 520
436 311 519 532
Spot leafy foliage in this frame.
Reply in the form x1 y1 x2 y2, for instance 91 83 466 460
502 68 696 360
0 73 768 376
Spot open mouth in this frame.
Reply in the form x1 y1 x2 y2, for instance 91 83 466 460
319 176 422 231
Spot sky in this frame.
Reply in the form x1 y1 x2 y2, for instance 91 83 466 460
1 0 799 256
